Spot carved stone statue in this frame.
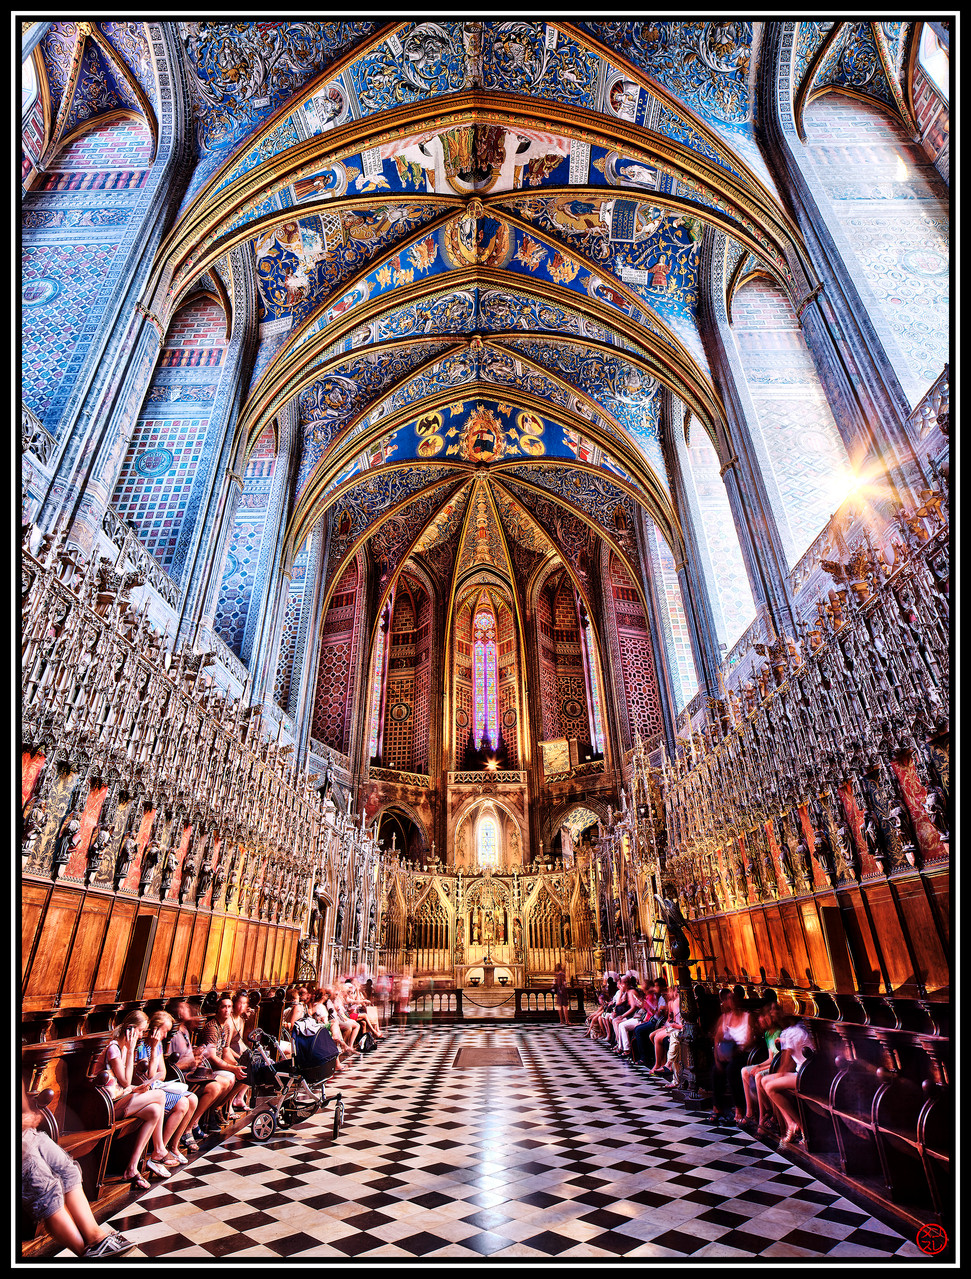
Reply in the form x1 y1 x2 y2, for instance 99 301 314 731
832 815 858 881
159 847 178 899
334 885 347 942
513 915 522 956
196 852 213 903
22 800 48 867
922 786 949 843
627 886 640 936
138 838 160 895
654 894 690 964
889 796 920 868
212 859 226 907
561 912 572 948
86 824 113 884
53 809 81 876
179 851 196 904
862 807 888 875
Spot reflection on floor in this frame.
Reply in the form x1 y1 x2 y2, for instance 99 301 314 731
87 1025 927 1259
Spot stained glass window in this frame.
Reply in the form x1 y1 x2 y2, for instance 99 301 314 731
581 618 606 754
367 606 390 758
477 816 498 869
473 607 498 750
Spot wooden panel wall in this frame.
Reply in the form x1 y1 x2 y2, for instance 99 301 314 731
20 883 302 1012
686 874 949 996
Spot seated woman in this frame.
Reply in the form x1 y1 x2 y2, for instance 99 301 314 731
166 1000 235 1146
326 986 362 1052
90 1011 170 1191
584 975 618 1040
308 990 351 1072
614 984 649 1057
343 980 385 1041
739 996 783 1127
137 1012 199 1165
608 972 637 1043
649 986 682 1074
202 994 250 1119
759 1019 814 1146
630 979 666 1063
708 988 755 1122
660 991 685 1089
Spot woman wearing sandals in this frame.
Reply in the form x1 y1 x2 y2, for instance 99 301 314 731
136 1012 200 1165
90 1011 172 1191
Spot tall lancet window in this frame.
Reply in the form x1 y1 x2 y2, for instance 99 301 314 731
476 814 499 869
580 615 606 756
367 596 393 760
473 605 498 751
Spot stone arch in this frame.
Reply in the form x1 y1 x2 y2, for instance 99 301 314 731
449 794 525 872
372 802 429 857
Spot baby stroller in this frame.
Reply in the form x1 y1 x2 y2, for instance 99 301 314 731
245 1023 345 1142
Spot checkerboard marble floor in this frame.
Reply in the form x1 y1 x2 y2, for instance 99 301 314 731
86 1025 927 1261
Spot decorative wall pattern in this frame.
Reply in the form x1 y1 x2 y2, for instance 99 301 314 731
646 521 698 711
180 21 379 193
804 93 949 401
312 560 359 752
608 553 664 747
21 117 154 431
577 21 756 125
213 425 277 657
110 297 227 574
274 539 311 710
731 277 850 567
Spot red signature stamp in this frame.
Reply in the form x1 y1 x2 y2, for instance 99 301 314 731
916 1224 948 1255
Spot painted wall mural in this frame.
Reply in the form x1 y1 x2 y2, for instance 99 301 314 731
577 21 755 125
506 194 702 323
180 21 379 194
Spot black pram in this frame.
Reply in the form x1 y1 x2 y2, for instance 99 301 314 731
246 1022 344 1142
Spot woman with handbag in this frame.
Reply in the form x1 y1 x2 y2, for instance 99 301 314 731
90 1011 170 1191
137 1012 199 1164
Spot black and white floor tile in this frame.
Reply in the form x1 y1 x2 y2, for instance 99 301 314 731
82 1026 928 1261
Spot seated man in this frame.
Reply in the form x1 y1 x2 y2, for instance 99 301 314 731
21 1082 135 1259
166 999 235 1144
203 994 249 1116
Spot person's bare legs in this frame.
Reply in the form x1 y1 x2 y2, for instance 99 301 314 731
762 1072 801 1140
740 1064 756 1119
162 1093 198 1156
650 1026 669 1070
192 1078 229 1130
42 1186 112 1255
118 1094 165 1179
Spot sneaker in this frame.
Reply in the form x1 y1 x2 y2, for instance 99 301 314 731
82 1234 137 1259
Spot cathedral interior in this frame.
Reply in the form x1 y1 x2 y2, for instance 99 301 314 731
21 20 950 1263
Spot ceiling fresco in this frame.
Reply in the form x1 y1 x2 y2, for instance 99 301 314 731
35 21 156 157
29 19 922 636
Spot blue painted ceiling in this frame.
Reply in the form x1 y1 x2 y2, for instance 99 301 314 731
33 19 919 607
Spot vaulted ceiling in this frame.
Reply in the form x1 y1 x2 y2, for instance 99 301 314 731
32 20 922 618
